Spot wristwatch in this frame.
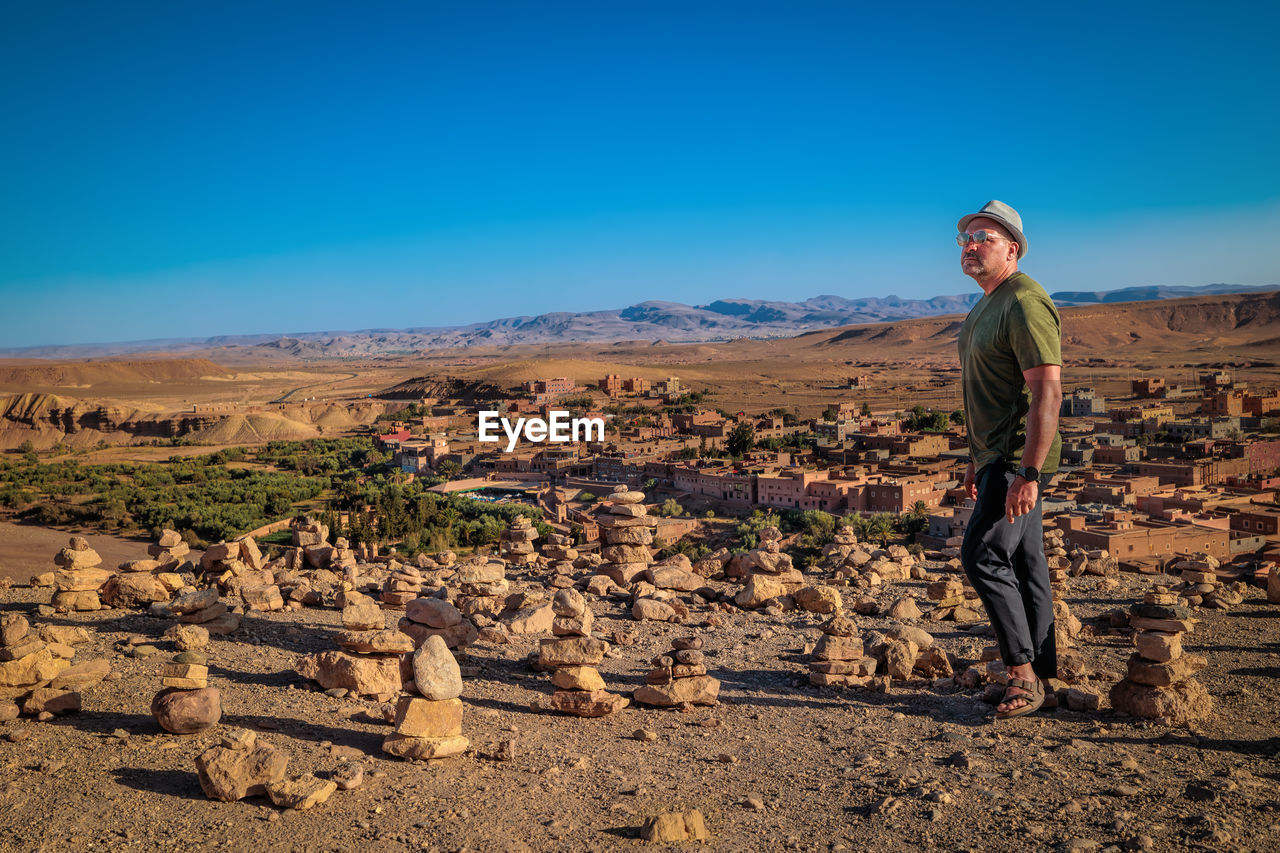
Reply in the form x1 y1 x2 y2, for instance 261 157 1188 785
1016 465 1041 484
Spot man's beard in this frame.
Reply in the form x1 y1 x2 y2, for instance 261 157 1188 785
962 256 985 277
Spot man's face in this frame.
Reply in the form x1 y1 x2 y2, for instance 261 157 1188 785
959 216 1016 279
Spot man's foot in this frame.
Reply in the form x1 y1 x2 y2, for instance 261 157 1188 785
995 677 1045 719
997 682 1035 715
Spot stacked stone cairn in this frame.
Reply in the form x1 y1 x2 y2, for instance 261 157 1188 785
1174 553 1243 610
634 636 720 707
819 524 861 573
1 613 107 721
596 486 657 588
1109 590 1211 725
530 589 628 716
383 635 469 760
1043 528 1070 584
163 585 241 636
733 526 802 610
50 536 111 612
1069 548 1119 581
453 556 509 625
541 533 579 589
151 646 221 735
103 528 188 609
203 535 285 613
296 595 404 700
499 515 539 568
924 577 985 623
381 560 426 608
807 615 876 688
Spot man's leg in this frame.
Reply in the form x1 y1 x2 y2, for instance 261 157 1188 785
961 466 1043 712
1014 495 1057 682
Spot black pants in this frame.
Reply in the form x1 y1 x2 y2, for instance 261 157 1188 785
960 462 1057 681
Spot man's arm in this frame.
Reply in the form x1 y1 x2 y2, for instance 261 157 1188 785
1006 363 1061 521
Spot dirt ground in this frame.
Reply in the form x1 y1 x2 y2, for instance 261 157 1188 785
0 522 150 585
1 553 1278 853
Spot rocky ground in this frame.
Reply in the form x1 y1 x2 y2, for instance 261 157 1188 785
1 564 1278 853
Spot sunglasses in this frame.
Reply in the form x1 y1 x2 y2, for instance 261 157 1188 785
956 230 1009 247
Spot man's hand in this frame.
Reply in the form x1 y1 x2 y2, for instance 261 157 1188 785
1005 475 1038 522
963 462 977 500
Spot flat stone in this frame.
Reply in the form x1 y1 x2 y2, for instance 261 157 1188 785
168 587 219 615
641 809 709 843
393 696 463 738
265 774 337 810
534 688 630 717
341 603 385 631
632 598 678 622
334 629 415 655
634 675 720 707
49 659 111 690
551 666 606 691
297 651 402 697
1125 653 1207 688
164 623 210 651
381 733 469 760
21 688 81 715
539 637 609 668
1135 631 1181 663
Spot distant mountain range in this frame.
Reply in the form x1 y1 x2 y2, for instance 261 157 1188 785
5 283 1275 360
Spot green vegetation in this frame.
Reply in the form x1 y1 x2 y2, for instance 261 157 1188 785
0 453 326 544
903 404 950 432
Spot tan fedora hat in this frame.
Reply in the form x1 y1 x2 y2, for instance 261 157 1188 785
957 200 1027 259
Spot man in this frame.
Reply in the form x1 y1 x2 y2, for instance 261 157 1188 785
956 200 1062 719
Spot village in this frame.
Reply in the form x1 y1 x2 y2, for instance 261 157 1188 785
374 369 1280 579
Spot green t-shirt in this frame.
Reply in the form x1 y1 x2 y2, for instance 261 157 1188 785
957 271 1062 475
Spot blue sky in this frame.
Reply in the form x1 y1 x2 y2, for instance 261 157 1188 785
2 1 1277 348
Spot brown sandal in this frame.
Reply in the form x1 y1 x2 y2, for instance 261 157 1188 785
995 677 1045 719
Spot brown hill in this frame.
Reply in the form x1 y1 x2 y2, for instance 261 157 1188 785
0 358 232 390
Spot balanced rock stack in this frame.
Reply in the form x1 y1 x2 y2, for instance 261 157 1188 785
101 551 175 610
51 536 111 612
1043 528 1070 584
807 616 876 687
151 650 221 735
453 557 510 623
595 487 656 587
531 589 627 716
1 613 105 721
733 526 802 609
165 586 241 636
634 636 720 708
925 577 984 623
1109 592 1211 725
820 524 861 571
1174 554 1242 610
541 533 579 588
296 605 404 701
400 594 477 650
499 516 540 568
381 561 425 608
1070 548 1119 579
383 635 469 760
203 536 284 613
